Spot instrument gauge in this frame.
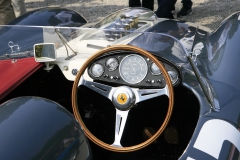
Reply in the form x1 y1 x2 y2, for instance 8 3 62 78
90 63 104 77
119 55 148 84
106 57 118 71
150 62 162 75
168 70 178 85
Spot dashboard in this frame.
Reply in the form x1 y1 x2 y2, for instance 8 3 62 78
87 50 180 88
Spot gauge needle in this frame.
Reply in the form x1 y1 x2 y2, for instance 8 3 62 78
130 63 136 74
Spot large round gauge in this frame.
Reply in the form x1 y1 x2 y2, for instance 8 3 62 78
150 62 162 75
119 55 148 84
106 57 118 71
90 63 104 77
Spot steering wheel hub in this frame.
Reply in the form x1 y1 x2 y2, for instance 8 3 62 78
117 93 128 105
112 86 135 111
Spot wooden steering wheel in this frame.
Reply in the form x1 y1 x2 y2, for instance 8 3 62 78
72 45 174 152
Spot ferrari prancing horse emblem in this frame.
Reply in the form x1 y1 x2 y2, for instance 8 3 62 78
117 93 128 105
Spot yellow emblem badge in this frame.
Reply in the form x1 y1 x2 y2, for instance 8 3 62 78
117 93 128 105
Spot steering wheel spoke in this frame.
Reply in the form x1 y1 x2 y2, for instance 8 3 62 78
133 86 169 104
111 109 129 147
79 76 116 100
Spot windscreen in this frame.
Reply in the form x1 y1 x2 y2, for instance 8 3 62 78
0 25 187 63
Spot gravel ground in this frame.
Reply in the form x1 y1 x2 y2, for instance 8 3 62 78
25 0 240 30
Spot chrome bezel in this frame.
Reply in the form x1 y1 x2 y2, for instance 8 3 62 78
150 62 162 75
90 63 104 77
119 54 148 84
168 70 179 85
105 57 119 71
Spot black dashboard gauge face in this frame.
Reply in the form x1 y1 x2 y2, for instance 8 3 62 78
90 63 104 77
106 57 118 71
150 62 162 75
119 54 148 84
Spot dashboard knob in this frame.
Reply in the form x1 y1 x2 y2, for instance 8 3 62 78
146 80 150 83
72 69 78 76
104 74 109 78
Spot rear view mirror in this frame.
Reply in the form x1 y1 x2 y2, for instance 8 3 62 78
34 43 56 62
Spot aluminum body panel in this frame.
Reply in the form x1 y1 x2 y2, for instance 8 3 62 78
0 97 92 160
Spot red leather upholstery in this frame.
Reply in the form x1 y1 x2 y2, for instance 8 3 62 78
0 58 43 100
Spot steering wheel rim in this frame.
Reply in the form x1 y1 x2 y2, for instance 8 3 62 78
72 45 174 152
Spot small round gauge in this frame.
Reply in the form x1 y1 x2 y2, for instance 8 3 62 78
106 57 118 71
150 62 162 75
119 55 148 84
90 63 104 77
168 70 178 84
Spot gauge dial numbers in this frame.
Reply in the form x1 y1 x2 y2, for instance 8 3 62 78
119 55 148 84
90 63 104 77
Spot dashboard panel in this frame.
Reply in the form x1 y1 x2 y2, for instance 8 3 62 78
87 51 180 88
